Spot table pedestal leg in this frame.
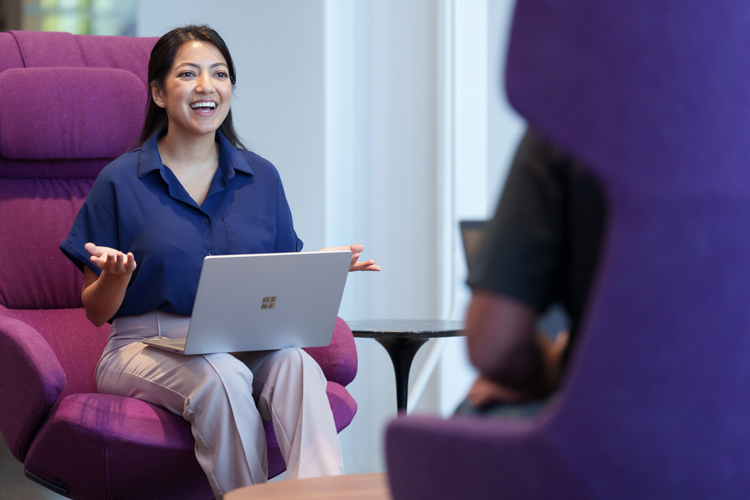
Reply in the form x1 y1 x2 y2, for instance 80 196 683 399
374 337 430 412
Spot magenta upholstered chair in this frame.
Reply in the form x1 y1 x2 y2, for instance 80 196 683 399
0 31 357 499
386 1 750 499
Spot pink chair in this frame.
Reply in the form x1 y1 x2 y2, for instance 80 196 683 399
0 31 357 499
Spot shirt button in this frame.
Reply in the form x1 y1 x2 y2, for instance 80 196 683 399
208 250 215 256
202 218 210 224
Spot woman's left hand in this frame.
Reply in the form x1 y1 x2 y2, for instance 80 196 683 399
318 244 381 272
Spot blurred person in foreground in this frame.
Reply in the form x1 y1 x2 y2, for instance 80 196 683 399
457 128 605 417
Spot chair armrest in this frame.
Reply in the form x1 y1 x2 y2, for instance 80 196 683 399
0 312 66 461
385 415 574 500
304 317 358 386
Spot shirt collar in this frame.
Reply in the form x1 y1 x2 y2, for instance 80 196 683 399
216 131 253 179
137 130 254 179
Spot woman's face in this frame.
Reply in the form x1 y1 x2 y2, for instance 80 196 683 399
153 40 232 140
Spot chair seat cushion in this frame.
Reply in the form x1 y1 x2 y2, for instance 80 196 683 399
25 382 357 494
24 393 212 500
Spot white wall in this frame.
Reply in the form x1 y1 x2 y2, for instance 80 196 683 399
488 0 526 210
137 0 524 476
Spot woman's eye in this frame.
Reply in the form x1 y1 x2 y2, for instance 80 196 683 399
216 72 228 78
178 71 194 77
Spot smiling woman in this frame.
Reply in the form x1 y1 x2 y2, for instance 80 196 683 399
59 25 378 500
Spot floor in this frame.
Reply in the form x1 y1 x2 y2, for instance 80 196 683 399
0 435 62 500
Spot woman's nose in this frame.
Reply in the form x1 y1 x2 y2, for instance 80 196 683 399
196 74 214 93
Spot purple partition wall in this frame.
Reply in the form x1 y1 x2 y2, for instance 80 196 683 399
386 2 750 498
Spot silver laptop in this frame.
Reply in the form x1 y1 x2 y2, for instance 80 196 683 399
142 251 351 355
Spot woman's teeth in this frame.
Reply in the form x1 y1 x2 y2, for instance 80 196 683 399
190 102 216 109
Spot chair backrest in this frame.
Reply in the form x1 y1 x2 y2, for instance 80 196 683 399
0 31 157 396
506 1 750 495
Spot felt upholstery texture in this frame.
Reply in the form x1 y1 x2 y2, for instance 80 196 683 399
0 30 357 499
0 68 146 160
386 1 750 498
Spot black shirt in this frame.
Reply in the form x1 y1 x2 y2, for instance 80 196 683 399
468 128 605 338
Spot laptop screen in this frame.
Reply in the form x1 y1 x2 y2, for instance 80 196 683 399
459 220 488 277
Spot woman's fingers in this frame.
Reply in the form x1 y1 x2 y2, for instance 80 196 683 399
114 252 126 273
89 248 136 274
84 242 99 256
126 252 137 272
102 252 114 271
351 259 381 272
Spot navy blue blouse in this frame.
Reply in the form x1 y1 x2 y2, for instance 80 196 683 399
60 131 303 321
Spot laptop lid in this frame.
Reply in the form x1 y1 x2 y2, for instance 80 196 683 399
459 220 488 277
183 251 351 355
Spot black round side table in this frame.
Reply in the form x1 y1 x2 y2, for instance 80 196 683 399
346 319 464 412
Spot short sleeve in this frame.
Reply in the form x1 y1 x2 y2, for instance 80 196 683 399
273 170 304 252
59 173 119 275
467 129 565 312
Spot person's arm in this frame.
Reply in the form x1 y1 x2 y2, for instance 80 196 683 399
81 243 137 327
465 287 568 402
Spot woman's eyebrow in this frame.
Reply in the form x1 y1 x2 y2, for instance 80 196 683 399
175 62 228 69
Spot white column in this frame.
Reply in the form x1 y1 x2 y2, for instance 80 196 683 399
324 0 442 473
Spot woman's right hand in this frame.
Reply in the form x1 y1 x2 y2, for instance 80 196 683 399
81 243 136 327
85 242 137 275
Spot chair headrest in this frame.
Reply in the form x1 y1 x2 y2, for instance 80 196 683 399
0 67 147 161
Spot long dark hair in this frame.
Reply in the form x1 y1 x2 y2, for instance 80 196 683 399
138 25 246 149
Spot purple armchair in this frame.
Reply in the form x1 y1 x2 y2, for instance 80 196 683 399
386 2 750 498
0 31 357 499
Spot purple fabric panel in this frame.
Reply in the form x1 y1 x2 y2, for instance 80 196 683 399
0 68 146 160
25 393 213 500
0 311 65 462
265 419 286 479
1 308 108 398
0 178 93 309
386 415 582 500
0 157 111 179
304 317 357 386
0 33 23 73
76 35 158 86
501 1 750 497
10 31 85 68
267 449 286 480
505 1 750 190
547 197 750 498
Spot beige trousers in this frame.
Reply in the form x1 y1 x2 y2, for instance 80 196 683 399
95 311 343 499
